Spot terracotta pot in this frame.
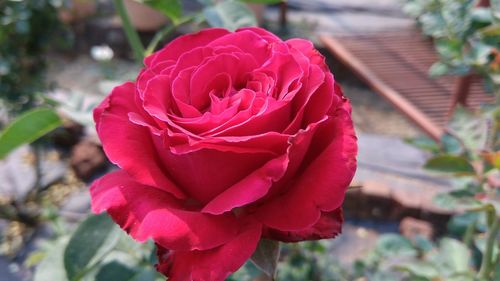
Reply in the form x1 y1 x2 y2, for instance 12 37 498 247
123 0 168 31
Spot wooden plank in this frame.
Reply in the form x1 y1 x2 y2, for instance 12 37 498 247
320 35 443 140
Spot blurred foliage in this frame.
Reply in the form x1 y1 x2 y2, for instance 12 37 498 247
121 0 282 63
229 241 350 281
405 105 500 280
0 108 61 159
30 214 164 281
404 0 500 93
0 0 69 116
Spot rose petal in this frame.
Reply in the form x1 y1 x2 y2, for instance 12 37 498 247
145 28 230 67
202 153 289 214
156 222 262 281
94 82 185 198
237 27 281 43
253 100 357 230
263 208 343 242
90 170 242 251
208 30 270 64
287 38 327 71
156 138 276 204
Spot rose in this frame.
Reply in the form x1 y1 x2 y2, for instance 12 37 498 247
90 27 357 281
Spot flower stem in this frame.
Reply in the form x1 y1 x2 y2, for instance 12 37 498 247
477 216 500 279
113 0 145 64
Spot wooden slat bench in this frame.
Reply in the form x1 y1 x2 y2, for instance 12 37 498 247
319 29 494 141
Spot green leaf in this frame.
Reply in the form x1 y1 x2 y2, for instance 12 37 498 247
34 237 69 281
429 61 449 77
375 234 417 258
203 0 257 31
405 136 440 153
440 134 462 154
131 269 162 281
238 0 282 4
474 235 499 262
439 238 470 272
447 107 490 152
433 190 482 210
395 261 440 279
250 239 280 279
424 155 475 175
138 0 182 23
480 24 500 37
64 214 120 281
0 108 61 159
447 212 480 237
96 261 136 281
471 8 493 24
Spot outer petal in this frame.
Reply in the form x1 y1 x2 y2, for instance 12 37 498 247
263 208 343 242
90 170 242 251
202 154 288 214
156 222 262 281
144 28 230 67
94 82 186 198
253 99 357 231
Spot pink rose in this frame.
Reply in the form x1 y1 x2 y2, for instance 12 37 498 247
91 27 357 281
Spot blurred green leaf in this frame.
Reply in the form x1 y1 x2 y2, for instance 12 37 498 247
395 261 440 279
239 0 282 3
414 235 435 253
375 234 417 258
471 7 493 24
137 0 182 23
34 237 69 281
204 0 257 31
405 136 440 153
480 24 500 36
0 108 61 159
435 39 462 60
470 42 493 66
131 269 162 281
439 238 470 272
64 214 120 281
429 61 449 77
96 261 136 281
433 189 482 210
447 212 480 237
440 134 462 154
448 107 491 152
424 155 475 175
474 235 499 263
250 239 280 279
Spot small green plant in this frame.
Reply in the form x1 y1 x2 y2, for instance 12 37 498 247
404 0 500 93
115 0 282 64
30 214 164 281
404 106 499 280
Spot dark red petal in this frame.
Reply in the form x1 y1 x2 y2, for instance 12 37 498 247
90 170 242 251
263 208 343 242
94 82 185 198
156 222 262 281
254 100 357 231
155 138 275 204
202 153 289 215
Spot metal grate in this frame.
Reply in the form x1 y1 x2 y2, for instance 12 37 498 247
320 29 494 140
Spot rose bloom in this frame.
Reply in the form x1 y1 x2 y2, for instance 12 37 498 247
91 27 357 281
